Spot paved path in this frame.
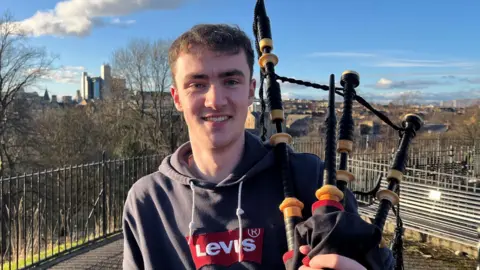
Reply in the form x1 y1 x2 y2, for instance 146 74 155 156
44 235 476 270
40 235 124 270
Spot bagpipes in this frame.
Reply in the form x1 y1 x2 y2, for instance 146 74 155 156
252 1 424 269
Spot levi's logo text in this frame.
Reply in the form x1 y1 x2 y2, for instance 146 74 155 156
186 228 264 269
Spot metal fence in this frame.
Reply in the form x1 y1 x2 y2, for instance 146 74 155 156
293 136 480 178
0 154 164 270
293 139 480 247
1 138 479 269
348 158 479 246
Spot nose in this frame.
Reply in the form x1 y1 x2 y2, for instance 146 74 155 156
204 84 228 109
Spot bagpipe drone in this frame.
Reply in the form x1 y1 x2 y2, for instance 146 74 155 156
252 1 424 269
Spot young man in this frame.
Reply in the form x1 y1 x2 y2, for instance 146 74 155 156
122 24 394 270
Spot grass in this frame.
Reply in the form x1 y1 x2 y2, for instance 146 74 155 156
1 230 123 270
1 236 90 270
383 233 477 270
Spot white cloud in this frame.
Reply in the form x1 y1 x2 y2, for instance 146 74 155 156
275 87 480 104
13 0 189 37
370 77 443 90
373 59 475 68
366 70 480 78
306 50 478 69
110 18 136 27
41 65 85 84
362 89 480 104
281 91 326 100
376 78 393 88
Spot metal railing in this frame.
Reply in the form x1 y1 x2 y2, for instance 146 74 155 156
349 159 479 246
0 154 164 270
292 139 480 247
0 138 479 269
293 137 480 178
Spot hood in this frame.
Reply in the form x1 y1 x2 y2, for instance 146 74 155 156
159 131 276 189
158 131 288 264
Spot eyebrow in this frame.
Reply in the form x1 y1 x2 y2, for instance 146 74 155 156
184 69 245 81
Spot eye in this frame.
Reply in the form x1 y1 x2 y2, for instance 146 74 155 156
189 83 206 89
225 79 239 86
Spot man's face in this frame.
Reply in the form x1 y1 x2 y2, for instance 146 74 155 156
171 48 255 149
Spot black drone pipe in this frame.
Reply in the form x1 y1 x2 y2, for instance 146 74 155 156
252 1 423 269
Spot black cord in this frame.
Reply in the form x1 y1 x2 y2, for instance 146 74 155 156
391 202 405 270
275 74 405 133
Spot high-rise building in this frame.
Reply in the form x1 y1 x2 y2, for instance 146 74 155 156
101 64 111 98
79 64 121 101
62 96 73 103
92 77 102 99
84 73 91 99
87 77 94 99
81 72 87 99
75 90 82 102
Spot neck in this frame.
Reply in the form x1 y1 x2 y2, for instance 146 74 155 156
189 134 245 183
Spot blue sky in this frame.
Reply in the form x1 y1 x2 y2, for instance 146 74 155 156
2 0 479 103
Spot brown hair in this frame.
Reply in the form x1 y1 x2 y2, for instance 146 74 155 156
168 24 255 84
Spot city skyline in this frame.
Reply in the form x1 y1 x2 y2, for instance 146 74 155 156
1 0 479 103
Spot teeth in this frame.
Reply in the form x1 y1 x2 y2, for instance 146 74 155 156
204 116 229 122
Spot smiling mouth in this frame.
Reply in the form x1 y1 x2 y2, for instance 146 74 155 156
201 116 232 122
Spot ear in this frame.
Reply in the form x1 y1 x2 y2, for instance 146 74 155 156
248 78 256 106
171 86 183 112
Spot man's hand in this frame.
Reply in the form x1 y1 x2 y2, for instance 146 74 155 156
298 245 366 270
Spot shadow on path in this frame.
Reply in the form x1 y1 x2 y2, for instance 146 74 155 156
38 234 124 270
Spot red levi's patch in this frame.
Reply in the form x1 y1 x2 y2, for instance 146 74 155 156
186 228 264 269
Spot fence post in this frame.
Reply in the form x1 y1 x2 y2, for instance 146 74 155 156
102 151 107 238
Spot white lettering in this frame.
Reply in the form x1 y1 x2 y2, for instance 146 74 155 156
219 241 233 254
234 239 256 253
242 239 256 252
195 239 257 257
206 242 221 255
196 244 206 257
234 240 240 253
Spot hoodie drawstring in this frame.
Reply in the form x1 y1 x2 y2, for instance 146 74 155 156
188 181 196 244
188 180 246 263
236 181 245 262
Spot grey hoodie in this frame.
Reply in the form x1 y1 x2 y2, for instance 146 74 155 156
122 131 393 269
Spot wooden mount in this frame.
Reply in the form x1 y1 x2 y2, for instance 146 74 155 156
279 197 304 218
259 38 273 51
315 185 344 202
387 169 403 183
340 70 360 88
336 170 355 182
270 133 292 146
402 113 424 131
376 189 399 205
259 53 278 68
337 140 353 154
270 109 284 122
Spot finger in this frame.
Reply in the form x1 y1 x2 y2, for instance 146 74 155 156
299 245 311 255
308 254 366 270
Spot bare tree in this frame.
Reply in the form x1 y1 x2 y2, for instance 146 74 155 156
0 11 55 174
454 107 480 144
110 38 187 156
0 95 38 174
30 106 103 168
392 91 421 107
